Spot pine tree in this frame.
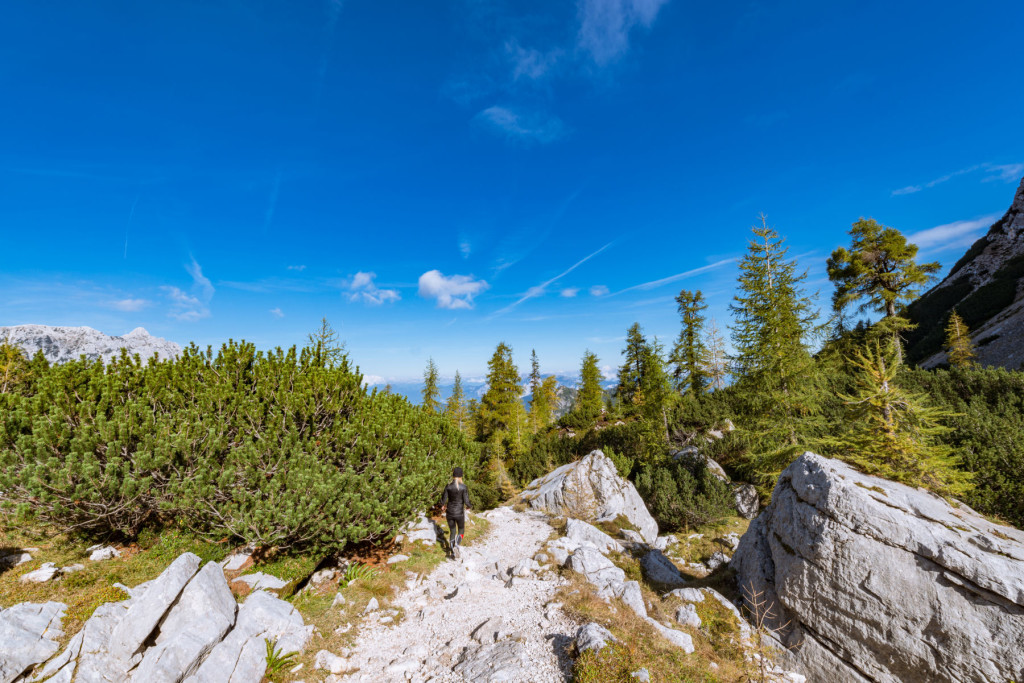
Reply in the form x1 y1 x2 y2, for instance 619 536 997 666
422 358 440 413
827 218 940 359
478 342 522 441
306 317 347 369
0 341 28 395
700 318 728 390
830 341 972 496
578 350 604 421
617 323 648 406
445 370 469 431
730 216 821 485
944 311 978 368
670 289 709 395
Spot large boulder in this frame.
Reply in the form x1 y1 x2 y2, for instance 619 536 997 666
0 602 66 683
732 452 1024 682
520 450 658 544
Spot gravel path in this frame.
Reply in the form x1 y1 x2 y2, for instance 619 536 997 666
337 506 578 682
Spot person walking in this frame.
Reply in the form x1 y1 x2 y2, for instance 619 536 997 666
440 467 470 559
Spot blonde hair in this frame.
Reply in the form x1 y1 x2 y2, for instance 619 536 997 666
453 476 464 486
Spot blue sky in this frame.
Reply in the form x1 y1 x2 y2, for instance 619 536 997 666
2 1 1022 382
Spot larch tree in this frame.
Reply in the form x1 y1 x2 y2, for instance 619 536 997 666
944 311 978 369
730 216 821 485
537 375 559 428
445 370 469 432
578 350 604 421
827 218 940 360
617 323 648 407
670 289 709 395
421 358 440 413
700 318 729 390
528 350 543 433
640 338 672 439
306 317 347 369
478 342 522 441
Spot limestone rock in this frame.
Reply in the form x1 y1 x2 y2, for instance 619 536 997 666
565 518 623 554
219 550 253 572
645 619 695 653
314 650 348 675
733 452 1024 682
664 587 704 603
87 545 121 562
705 551 730 572
639 550 686 587
402 513 441 545
566 547 626 594
675 603 701 628
386 554 409 565
520 450 659 544
470 616 504 643
511 558 540 577
0 601 66 683
574 622 617 655
19 563 60 584
671 446 729 482
233 571 288 593
631 668 651 682
0 551 32 569
453 639 529 682
612 581 647 618
733 483 759 520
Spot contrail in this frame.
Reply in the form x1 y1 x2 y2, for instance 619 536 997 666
124 194 140 259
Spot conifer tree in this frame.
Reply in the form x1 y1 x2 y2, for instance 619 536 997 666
445 370 469 431
528 350 543 433
700 318 728 390
830 341 972 496
306 317 346 369
478 342 521 440
640 338 672 439
730 216 821 484
617 323 648 406
827 218 940 358
422 358 440 413
944 311 978 368
670 289 709 395
537 375 558 427
0 341 28 395
578 350 604 420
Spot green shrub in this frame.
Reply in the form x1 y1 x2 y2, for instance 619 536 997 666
635 457 734 531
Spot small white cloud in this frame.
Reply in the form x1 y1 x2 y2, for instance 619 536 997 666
909 214 1001 251
362 374 386 386
983 163 1024 183
346 271 400 305
162 257 214 322
287 265 307 271
475 106 566 144
560 287 580 297
110 298 150 312
891 185 922 196
459 240 472 258
269 307 284 318
577 0 670 66
418 270 489 310
589 284 609 296
506 40 562 81
185 257 214 303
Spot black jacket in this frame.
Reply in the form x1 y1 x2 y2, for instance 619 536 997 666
441 481 470 518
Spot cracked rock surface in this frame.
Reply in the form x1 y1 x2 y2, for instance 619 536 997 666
732 452 1024 682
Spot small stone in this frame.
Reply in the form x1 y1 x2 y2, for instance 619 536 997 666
664 587 705 603
88 545 121 562
631 669 651 682
0 552 32 568
705 551 730 572
675 603 702 628
363 597 379 614
20 562 61 584
61 563 85 574
387 554 410 565
315 649 349 674
332 592 346 608
575 622 617 655
309 568 337 586
233 571 288 592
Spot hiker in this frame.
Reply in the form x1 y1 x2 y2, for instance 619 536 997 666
440 467 470 559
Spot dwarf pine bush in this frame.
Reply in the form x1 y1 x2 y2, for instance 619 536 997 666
0 340 478 555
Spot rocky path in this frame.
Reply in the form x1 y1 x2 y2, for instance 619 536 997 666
337 506 578 682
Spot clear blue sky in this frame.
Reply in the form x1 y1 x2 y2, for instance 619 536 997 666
2 1 1022 382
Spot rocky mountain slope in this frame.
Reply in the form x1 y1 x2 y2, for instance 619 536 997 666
0 325 181 364
905 175 1024 368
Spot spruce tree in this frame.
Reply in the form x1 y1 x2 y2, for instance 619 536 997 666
827 218 940 358
445 370 468 431
729 216 821 485
478 342 521 440
700 318 728 390
422 358 440 413
640 338 672 439
829 341 972 496
578 350 604 421
528 350 542 433
944 311 978 368
670 289 709 395
617 323 648 407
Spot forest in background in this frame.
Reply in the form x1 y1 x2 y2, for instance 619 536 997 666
1 215 1022 566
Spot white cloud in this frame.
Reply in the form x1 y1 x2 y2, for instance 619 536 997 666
269 307 284 318
110 298 150 312
590 284 610 296
346 271 400 305
162 257 214 322
892 162 1023 196
983 163 1024 183
287 264 306 271
506 41 562 81
612 258 735 296
577 0 670 66
459 239 472 258
908 214 1000 251
418 270 489 309
560 287 580 297
475 106 566 144
490 243 612 318
362 374 386 386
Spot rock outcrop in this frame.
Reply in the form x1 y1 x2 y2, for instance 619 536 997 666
22 552 313 682
0 325 181 364
520 450 659 544
732 452 1024 682
0 602 66 683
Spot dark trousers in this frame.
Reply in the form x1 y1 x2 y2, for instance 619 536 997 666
447 515 465 544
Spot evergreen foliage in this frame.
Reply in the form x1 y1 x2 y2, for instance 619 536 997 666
535 375 558 429
422 358 441 413
306 317 347 369
638 339 672 439
577 350 604 422
445 370 469 432
944 311 978 368
670 289 709 395
700 318 728 391
478 343 523 443
616 323 648 407
635 456 734 530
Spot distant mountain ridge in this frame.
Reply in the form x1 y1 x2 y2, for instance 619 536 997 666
0 324 182 364
906 176 1024 369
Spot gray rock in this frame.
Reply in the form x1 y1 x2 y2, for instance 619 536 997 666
37 600 132 683
566 547 626 594
471 616 504 643
0 325 181 364
403 513 440 545
620 529 646 545
19 562 60 584
314 650 349 674
132 561 237 682
186 590 313 683
363 597 379 614
705 551 730 572
87 545 121 562
671 446 729 482
733 483 759 519
0 551 32 569
574 622 617 655
664 587 704 603
612 581 647 618
675 603 701 628
645 618 695 653
386 554 409 565
639 550 686 587
0 601 66 683
520 450 659 544
219 551 252 572
511 558 540 577
733 452 1024 682
308 568 337 585
564 518 623 554
108 552 202 661
61 564 85 574
546 545 570 567
233 571 288 592
630 668 651 681
453 640 529 682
